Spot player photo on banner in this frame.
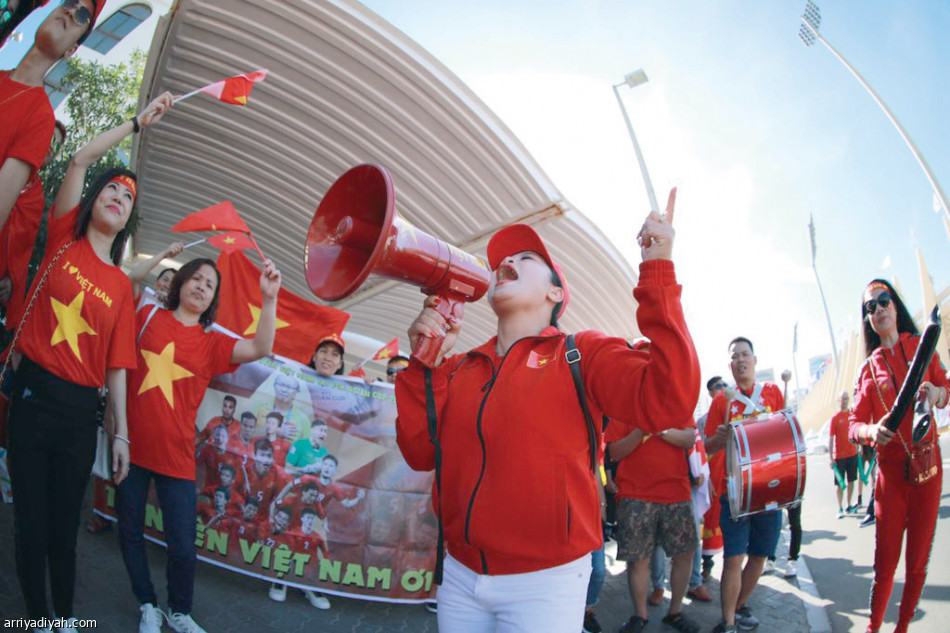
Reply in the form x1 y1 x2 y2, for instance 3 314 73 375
94 354 438 602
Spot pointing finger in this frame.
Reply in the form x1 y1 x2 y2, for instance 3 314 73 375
663 187 676 225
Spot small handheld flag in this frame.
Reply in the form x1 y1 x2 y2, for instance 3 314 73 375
175 69 268 106
171 201 250 234
207 231 256 254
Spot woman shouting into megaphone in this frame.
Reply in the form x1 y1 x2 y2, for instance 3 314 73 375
395 191 699 633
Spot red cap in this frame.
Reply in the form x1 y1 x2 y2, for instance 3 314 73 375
487 223 570 320
316 333 345 353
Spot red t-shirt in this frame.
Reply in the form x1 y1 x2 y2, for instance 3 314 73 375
0 71 53 306
606 417 694 504
291 529 328 558
829 411 857 460
706 382 785 499
15 205 137 387
197 445 241 488
0 71 53 181
244 465 285 520
221 515 261 544
314 479 348 517
127 307 239 480
196 415 241 446
1 175 45 326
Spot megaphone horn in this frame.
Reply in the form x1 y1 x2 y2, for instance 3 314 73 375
305 164 491 367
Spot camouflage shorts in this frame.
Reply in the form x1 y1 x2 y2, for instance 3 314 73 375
615 498 698 561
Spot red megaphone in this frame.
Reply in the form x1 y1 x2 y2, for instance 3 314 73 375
305 164 491 367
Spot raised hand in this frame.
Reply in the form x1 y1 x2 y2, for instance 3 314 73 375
638 187 676 261
136 91 175 129
259 258 282 300
407 295 462 365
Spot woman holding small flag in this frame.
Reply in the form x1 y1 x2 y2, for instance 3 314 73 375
4 90 174 627
116 255 281 633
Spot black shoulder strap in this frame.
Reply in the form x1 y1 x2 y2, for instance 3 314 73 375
423 367 445 585
566 334 598 473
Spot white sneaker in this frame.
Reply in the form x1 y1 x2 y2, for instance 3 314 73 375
762 559 776 575
268 582 287 602
784 559 798 578
139 603 164 633
55 616 79 632
166 612 207 633
303 589 331 609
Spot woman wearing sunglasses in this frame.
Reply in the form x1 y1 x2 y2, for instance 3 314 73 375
848 279 948 633
6 91 173 632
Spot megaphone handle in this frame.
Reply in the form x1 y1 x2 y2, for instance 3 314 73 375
413 296 464 368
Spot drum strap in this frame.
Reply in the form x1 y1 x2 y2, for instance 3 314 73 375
732 383 765 416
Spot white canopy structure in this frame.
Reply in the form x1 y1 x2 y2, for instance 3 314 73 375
132 0 642 368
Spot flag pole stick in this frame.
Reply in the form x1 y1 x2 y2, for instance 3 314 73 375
247 233 267 262
183 238 206 249
173 88 202 104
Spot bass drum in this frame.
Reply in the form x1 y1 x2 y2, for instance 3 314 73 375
725 410 807 520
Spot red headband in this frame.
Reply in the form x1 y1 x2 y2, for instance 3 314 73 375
864 281 889 301
109 174 137 202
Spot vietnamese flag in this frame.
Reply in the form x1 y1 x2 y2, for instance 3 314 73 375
171 201 250 234
206 231 255 254
199 69 268 105
348 367 367 379
371 337 400 362
215 251 349 365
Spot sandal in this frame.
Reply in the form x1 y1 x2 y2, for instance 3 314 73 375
662 612 699 633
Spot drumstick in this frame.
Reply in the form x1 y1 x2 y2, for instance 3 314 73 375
781 370 792 405
722 387 736 426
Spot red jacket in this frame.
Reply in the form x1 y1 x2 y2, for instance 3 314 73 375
395 260 699 575
849 332 949 465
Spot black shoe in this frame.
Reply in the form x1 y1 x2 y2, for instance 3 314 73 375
662 612 699 633
735 606 759 631
711 623 738 633
620 615 648 633
860 514 876 527
583 610 603 633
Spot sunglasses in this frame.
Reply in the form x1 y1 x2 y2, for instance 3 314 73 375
1 0 12 28
61 0 92 28
386 367 407 376
863 292 892 316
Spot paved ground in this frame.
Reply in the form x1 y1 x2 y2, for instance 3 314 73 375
3 437 948 631
801 432 950 633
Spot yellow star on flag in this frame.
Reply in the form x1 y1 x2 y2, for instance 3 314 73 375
138 342 195 407
224 236 236 244
50 292 97 360
376 348 392 360
243 303 290 336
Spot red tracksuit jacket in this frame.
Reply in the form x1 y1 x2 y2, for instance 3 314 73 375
395 260 699 575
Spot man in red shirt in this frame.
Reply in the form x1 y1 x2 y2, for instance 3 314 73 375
242 439 283 521
0 119 65 322
608 409 701 633
196 395 238 451
229 411 260 459
705 337 785 633
197 425 239 488
828 390 859 517
1 1 103 232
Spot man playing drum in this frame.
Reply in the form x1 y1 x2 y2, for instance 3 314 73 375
705 337 784 632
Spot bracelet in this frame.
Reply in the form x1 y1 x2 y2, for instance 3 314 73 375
114 434 131 445
130 116 140 134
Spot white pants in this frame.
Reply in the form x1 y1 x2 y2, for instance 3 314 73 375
437 552 592 633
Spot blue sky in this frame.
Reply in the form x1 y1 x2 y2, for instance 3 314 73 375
5 1 949 391
360 0 950 388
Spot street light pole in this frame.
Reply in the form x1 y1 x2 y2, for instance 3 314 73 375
809 214 839 376
799 1 950 219
612 69 659 213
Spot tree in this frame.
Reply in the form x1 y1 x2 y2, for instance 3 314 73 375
40 49 147 207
